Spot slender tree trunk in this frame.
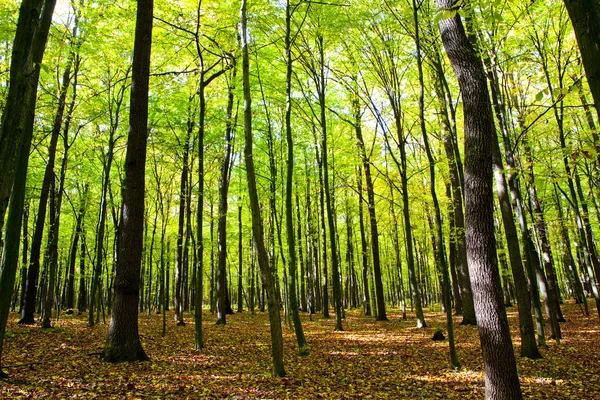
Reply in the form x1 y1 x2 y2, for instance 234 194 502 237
20 63 71 326
491 130 542 358
314 34 343 331
101 0 153 362
175 111 192 325
356 168 371 317
296 193 307 312
240 0 285 376
555 187 588 314
413 0 457 366
19 205 30 313
216 70 236 326
522 137 564 323
283 0 308 351
237 205 243 313
353 94 386 321
437 4 522 398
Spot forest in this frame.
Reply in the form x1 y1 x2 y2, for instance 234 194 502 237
1 0 600 398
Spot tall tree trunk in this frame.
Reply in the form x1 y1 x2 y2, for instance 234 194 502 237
352 93 386 322
0 0 54 234
216 70 236 326
19 205 30 313
296 193 307 312
432 47 475 323
284 0 309 351
522 139 565 324
240 0 285 376
67 190 86 311
237 205 243 313
437 3 522 398
0 0 57 376
491 129 542 358
555 187 588 314
412 0 457 366
101 0 153 362
175 108 193 326
563 0 600 121
314 34 343 331
356 167 371 317
20 60 72 326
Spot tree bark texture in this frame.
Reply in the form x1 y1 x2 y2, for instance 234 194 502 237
102 0 153 363
437 2 522 398
564 0 600 121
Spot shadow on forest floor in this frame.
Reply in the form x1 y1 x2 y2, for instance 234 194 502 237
1 301 598 398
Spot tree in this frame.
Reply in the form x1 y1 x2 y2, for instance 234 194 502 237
101 0 153 363
215 67 236 326
240 0 285 377
437 1 522 398
411 0 457 367
284 0 308 352
563 0 600 121
0 0 57 378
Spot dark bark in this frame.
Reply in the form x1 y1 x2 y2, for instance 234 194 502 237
433 41 475 324
369 29 425 327
215 69 236 326
353 94 386 321
491 130 541 358
0 0 49 234
413 0 457 366
284 0 308 352
315 33 343 331
237 205 244 313
296 194 307 312
0 0 57 377
67 191 86 310
175 108 192 325
564 0 600 121
240 0 285 376
356 168 371 317
101 0 153 362
19 205 29 313
437 3 522 398
20 58 72 326
555 188 588 314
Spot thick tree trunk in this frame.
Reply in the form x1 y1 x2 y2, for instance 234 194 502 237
564 0 600 121
433 46 475 325
101 0 153 362
0 0 50 234
437 3 522 397
0 0 57 377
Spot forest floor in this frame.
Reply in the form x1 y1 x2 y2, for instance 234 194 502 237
1 301 599 399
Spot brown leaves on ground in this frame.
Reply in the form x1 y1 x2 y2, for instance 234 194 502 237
1 302 599 399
